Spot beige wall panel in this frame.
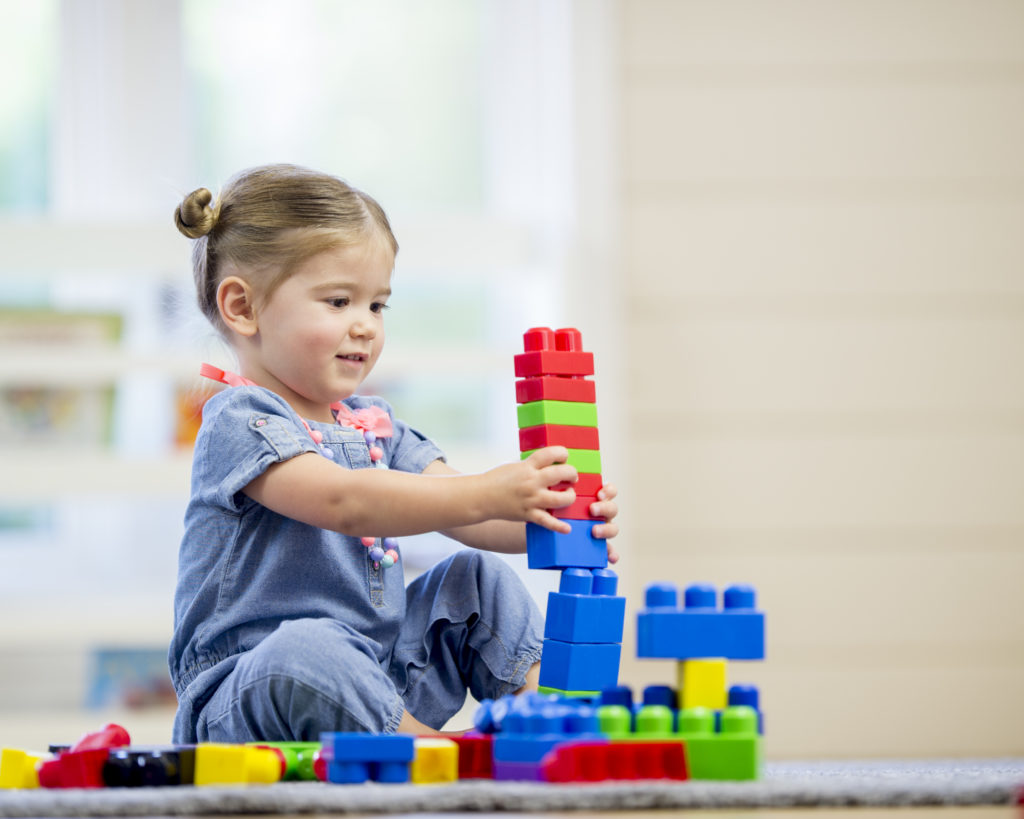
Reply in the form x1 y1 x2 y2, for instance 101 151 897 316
624 82 1024 185
630 436 1024 528
625 200 1024 296
616 548 1023 653
621 0 1024 66
626 318 1024 413
616 654 1024 757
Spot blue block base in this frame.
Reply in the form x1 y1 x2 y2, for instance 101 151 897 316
527 520 607 570
539 639 621 691
544 592 625 644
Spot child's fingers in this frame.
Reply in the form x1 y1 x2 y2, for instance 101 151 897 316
591 520 619 541
525 445 570 467
529 509 573 534
597 483 618 502
589 498 618 521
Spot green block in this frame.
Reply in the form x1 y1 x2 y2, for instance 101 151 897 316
539 685 601 699
517 400 598 428
677 706 761 781
521 448 601 474
246 741 320 780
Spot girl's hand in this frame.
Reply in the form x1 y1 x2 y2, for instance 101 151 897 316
589 483 620 564
485 446 577 534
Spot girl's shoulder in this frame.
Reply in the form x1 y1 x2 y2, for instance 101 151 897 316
200 385 304 437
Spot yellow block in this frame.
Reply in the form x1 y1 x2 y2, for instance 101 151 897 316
194 744 283 786
0 749 44 789
411 738 458 784
678 659 728 710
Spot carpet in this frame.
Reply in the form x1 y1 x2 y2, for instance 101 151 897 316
0 759 1021 816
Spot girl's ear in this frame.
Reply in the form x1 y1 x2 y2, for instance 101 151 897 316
217 276 259 337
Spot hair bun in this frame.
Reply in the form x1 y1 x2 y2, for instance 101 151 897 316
175 187 218 238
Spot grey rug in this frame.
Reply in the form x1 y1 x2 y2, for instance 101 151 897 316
0 759 1021 816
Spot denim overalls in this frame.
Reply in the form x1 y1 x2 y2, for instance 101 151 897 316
168 386 543 742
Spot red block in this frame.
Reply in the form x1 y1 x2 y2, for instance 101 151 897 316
550 473 603 496
514 350 594 379
542 741 688 783
515 376 596 405
36 724 132 789
519 424 600 452
551 495 600 521
451 733 494 779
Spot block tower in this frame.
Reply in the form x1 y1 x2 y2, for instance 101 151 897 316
514 327 625 696
637 582 765 722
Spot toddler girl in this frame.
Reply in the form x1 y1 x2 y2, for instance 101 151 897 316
167 164 618 742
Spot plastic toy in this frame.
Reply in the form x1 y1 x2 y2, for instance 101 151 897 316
541 739 689 783
678 659 728 710
526 520 606 570
192 744 283 786
637 582 765 660
0 749 45 789
450 733 493 779
543 568 626 644
410 737 458 784
36 723 131 789
319 733 415 784
102 748 196 787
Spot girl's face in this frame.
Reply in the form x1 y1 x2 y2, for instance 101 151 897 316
244 238 393 420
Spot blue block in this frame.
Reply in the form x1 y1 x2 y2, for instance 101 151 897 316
539 639 621 691
491 694 603 763
319 733 414 783
544 568 625 644
636 583 765 660
527 520 606 570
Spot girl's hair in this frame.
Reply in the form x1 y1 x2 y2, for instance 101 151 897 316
174 164 398 335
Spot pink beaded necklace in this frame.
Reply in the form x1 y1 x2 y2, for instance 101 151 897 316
200 363 400 569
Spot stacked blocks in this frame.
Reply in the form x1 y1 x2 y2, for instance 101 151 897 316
635 582 765 779
515 327 605 570
538 567 625 695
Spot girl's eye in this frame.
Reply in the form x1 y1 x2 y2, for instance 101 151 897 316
327 297 349 308
371 302 390 314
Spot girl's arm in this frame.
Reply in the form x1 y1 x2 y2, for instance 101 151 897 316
242 445 578 537
423 460 620 562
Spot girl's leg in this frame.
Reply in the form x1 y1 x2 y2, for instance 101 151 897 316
196 618 405 742
391 549 544 730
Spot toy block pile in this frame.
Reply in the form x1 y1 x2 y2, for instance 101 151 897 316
0 726 461 789
515 326 626 698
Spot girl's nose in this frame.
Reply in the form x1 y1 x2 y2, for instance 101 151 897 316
350 315 377 338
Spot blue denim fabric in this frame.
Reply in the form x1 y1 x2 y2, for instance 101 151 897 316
169 386 543 743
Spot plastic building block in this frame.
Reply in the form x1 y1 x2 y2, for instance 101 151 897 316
36 723 131 789
728 684 764 734
677 706 761 781
514 350 594 379
551 473 603 496
637 582 765 660
516 376 596 405
514 327 596 379
550 495 601 521
538 639 621 692
450 733 493 779
643 684 677 709
526 520 606 570
0 749 45 789
519 424 600 451
544 568 625 644
678 659 728 710
411 737 458 784
517 400 598 429
542 740 688 783
250 742 320 781
521 447 601 474
193 744 283 786
103 748 197 787
319 733 414 784
489 693 603 781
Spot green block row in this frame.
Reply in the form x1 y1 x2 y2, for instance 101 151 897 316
597 704 761 781
521 447 602 474
517 400 597 429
